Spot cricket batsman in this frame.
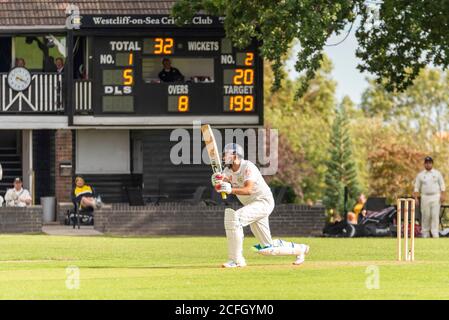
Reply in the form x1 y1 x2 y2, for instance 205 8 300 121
212 143 310 268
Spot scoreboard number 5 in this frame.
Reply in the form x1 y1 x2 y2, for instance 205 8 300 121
123 69 134 85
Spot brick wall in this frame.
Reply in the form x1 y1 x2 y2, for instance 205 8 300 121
57 202 74 224
0 206 42 233
55 129 73 203
94 203 325 237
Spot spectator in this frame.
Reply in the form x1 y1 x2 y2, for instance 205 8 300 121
158 58 184 82
44 56 57 72
0 195 3 207
15 58 26 68
72 176 103 210
55 57 64 74
5 178 32 207
347 194 367 224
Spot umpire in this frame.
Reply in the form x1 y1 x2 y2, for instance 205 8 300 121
413 156 446 238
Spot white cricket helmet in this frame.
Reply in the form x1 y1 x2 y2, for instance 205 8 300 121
223 143 244 166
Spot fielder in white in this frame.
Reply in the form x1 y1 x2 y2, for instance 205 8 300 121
212 143 310 268
413 156 445 238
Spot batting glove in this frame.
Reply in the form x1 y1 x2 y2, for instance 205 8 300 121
211 172 224 186
215 182 232 194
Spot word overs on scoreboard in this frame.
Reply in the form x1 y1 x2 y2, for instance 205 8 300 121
168 85 190 113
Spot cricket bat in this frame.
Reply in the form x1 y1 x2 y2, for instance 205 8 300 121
201 124 227 200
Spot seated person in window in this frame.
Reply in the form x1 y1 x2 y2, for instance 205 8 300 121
15 58 26 68
55 57 64 74
73 176 103 210
158 58 184 82
5 178 32 207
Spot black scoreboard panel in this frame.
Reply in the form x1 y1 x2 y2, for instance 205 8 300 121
92 36 262 122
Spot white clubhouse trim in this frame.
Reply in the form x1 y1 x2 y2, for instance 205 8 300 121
73 115 260 126
0 116 68 129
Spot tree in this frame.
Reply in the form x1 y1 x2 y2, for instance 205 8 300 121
264 56 337 202
359 67 449 201
361 68 449 140
323 101 361 214
366 128 425 202
172 1 449 97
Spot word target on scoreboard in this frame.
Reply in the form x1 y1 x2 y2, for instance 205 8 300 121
92 35 262 123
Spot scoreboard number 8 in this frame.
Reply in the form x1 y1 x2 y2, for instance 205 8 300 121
177 95 189 112
168 95 189 112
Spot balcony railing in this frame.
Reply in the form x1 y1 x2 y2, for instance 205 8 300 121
75 80 92 113
0 73 63 113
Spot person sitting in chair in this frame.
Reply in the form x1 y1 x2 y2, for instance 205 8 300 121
5 178 32 207
347 194 367 224
158 58 184 82
73 176 103 210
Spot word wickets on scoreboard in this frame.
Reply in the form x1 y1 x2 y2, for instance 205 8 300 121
94 37 261 122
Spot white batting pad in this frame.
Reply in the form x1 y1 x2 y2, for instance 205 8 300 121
224 208 245 263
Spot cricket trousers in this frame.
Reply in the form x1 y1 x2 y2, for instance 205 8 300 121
420 194 441 238
236 197 275 247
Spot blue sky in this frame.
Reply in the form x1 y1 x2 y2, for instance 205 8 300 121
286 22 371 105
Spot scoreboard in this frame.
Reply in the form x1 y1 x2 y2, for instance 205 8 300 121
91 35 262 124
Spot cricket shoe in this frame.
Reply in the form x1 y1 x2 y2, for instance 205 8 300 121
293 245 310 266
95 196 104 209
222 260 247 268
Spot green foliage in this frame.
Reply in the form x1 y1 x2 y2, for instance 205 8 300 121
268 180 297 204
356 1 449 93
358 67 449 201
264 56 336 202
172 0 358 97
362 68 449 141
323 101 361 214
172 0 449 97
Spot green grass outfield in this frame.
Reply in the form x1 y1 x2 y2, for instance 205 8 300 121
0 234 448 299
